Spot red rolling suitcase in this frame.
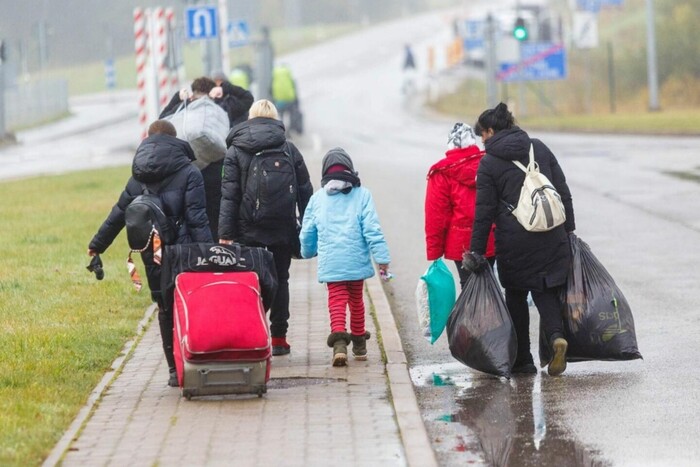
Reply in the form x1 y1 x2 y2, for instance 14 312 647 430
173 271 271 399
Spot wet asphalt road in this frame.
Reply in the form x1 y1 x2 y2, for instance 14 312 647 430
281 11 700 467
4 9 700 467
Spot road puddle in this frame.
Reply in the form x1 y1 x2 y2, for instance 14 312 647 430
409 361 476 391
411 363 611 466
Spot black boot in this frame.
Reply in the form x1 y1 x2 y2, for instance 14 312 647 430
158 304 178 386
351 331 371 361
327 332 351 367
512 353 537 375
168 367 178 387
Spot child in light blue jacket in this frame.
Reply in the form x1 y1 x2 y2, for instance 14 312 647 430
299 148 391 367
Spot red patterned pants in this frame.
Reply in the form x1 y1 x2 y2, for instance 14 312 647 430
326 280 366 335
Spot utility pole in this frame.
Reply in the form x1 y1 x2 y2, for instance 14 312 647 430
0 40 6 140
218 0 230 74
484 14 498 108
645 0 660 111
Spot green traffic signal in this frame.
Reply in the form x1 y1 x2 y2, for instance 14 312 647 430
513 17 528 41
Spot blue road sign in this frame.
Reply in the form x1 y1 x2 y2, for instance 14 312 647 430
186 6 218 40
463 20 484 50
497 43 567 82
576 0 602 12
104 59 116 89
228 20 250 48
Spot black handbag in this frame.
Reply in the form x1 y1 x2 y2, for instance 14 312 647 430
160 243 278 312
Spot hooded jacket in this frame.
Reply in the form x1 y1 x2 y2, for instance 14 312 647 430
300 183 391 282
425 145 496 261
470 127 575 291
89 134 212 254
218 117 313 246
216 80 254 128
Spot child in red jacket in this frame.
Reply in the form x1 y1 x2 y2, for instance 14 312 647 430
424 123 495 288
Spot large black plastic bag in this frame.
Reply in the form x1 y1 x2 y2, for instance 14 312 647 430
540 234 642 364
447 266 517 378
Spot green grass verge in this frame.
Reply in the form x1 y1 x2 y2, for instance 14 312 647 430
0 166 152 466
517 110 700 135
431 78 700 135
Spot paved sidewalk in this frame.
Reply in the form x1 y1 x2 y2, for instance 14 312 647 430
44 259 437 467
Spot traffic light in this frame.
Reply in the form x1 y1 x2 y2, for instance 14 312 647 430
513 17 528 41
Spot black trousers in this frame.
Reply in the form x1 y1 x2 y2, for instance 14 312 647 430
142 248 176 371
248 243 292 339
201 160 223 241
505 286 565 365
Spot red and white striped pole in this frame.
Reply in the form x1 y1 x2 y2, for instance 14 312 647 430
134 7 148 140
153 7 169 111
165 7 180 95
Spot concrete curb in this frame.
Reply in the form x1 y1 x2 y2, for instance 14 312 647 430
366 273 438 467
41 304 157 467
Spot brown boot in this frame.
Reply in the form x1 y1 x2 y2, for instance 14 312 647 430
327 332 351 367
548 337 568 376
351 331 371 360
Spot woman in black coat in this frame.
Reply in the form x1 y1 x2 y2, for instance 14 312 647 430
88 120 212 386
219 99 313 357
467 103 576 376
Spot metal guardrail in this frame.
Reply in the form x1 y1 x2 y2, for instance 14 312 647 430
4 79 69 131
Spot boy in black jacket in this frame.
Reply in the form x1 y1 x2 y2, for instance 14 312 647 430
88 120 212 386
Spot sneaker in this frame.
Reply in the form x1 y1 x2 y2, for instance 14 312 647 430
511 362 538 374
271 337 291 356
548 338 568 376
168 370 178 387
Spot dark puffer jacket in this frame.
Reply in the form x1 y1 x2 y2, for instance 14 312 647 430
89 134 213 254
216 80 254 128
470 127 576 291
218 117 313 247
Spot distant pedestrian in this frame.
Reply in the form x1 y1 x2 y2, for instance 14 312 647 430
403 43 416 70
271 64 303 135
465 102 576 376
218 99 313 357
401 43 417 96
299 148 391 367
159 76 228 240
229 66 252 91
87 120 212 387
424 122 495 289
210 70 254 128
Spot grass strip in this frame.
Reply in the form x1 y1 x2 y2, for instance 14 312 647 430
0 166 152 466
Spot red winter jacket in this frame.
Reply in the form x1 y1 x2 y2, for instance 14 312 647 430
425 146 495 261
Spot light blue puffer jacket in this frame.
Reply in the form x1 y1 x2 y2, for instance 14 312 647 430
300 186 391 283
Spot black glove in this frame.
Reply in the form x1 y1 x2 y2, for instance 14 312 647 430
462 251 488 273
87 254 104 280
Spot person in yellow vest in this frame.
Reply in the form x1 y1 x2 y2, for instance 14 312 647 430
229 66 251 90
271 64 303 135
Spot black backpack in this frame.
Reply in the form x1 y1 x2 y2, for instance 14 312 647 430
125 173 180 252
243 144 299 228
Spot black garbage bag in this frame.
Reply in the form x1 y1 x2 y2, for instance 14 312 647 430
447 266 517 378
540 234 642 365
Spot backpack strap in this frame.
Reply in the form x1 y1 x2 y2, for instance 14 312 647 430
503 144 535 213
512 144 535 173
